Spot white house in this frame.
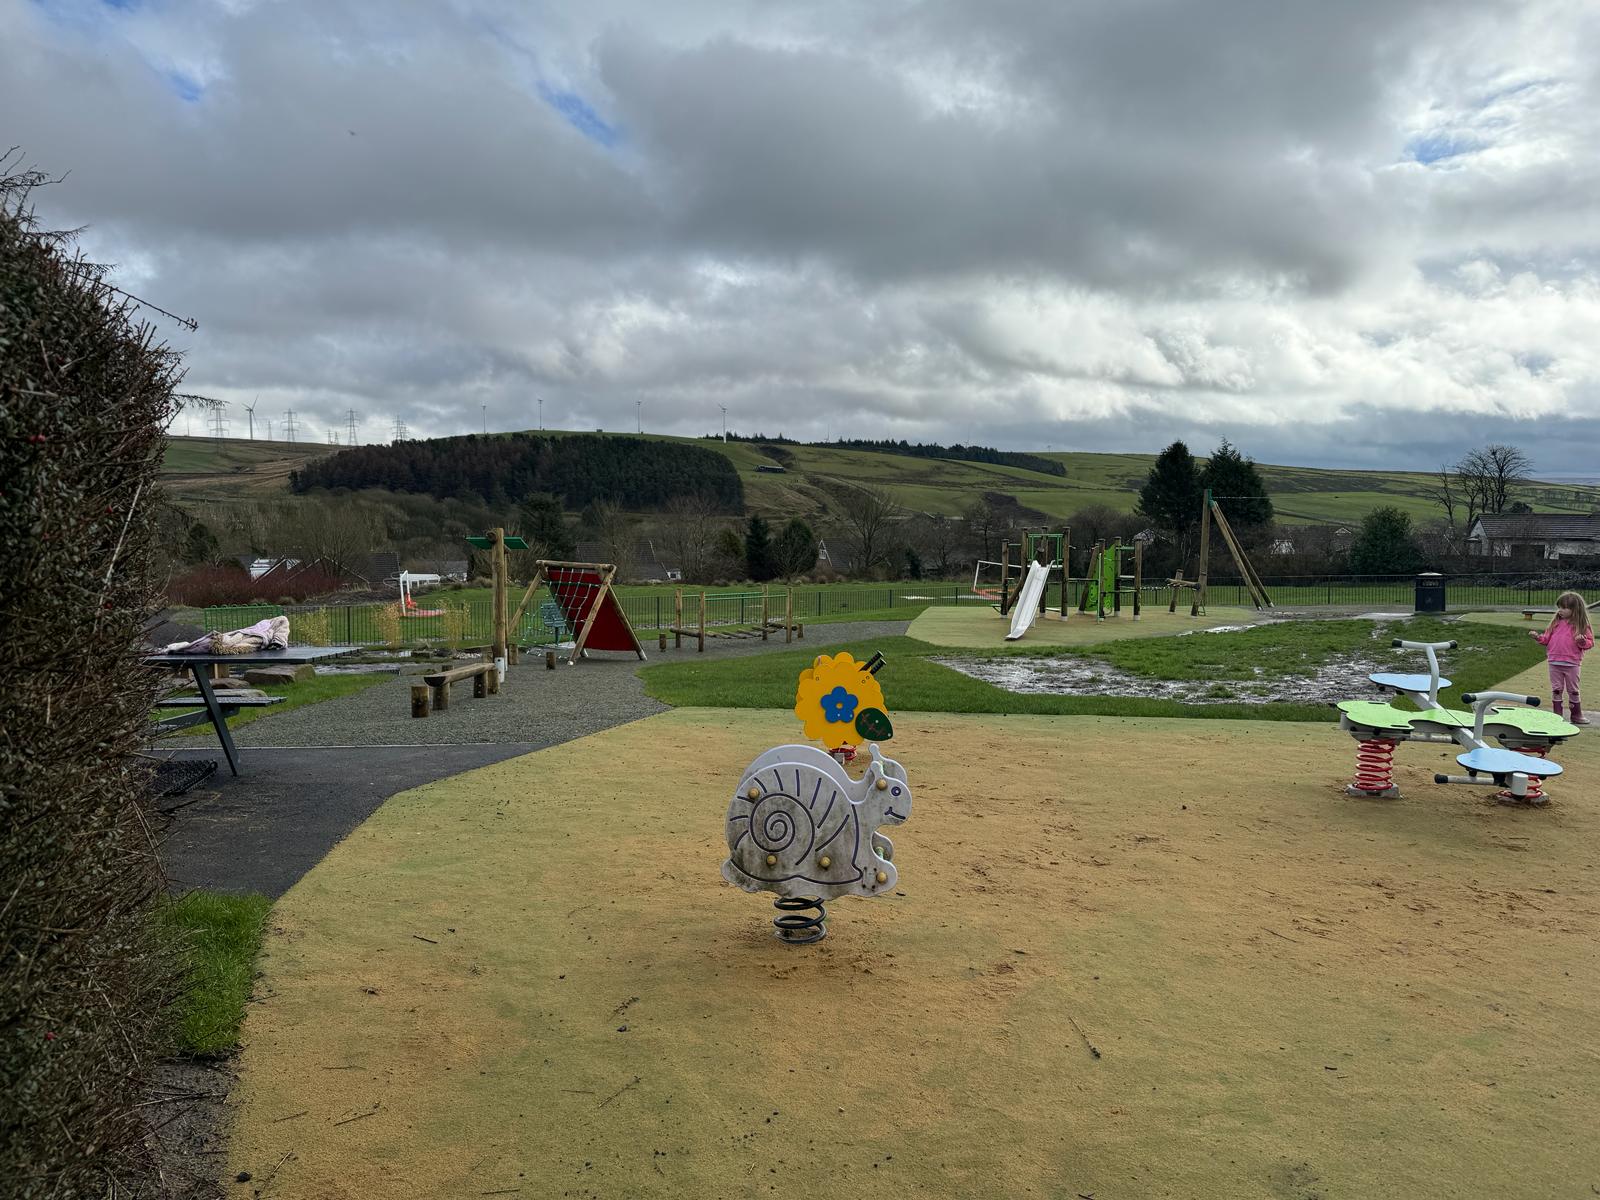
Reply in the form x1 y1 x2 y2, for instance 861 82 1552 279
1467 513 1600 560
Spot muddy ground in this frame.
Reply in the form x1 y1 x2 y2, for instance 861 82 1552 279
223 707 1600 1199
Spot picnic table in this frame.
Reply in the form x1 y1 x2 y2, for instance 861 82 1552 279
145 646 357 776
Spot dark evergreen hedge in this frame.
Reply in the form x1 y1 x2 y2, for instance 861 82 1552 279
1 163 178 1195
290 433 745 512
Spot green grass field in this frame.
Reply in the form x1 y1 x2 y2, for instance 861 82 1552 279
164 432 1600 525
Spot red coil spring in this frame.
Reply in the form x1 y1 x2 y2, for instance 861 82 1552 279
1498 753 1549 803
1351 737 1399 793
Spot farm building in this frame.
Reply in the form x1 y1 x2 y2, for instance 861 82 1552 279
1467 513 1600 561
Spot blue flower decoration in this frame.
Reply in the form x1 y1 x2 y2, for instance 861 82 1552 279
820 686 859 724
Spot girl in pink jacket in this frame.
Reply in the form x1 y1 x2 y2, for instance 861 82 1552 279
1531 591 1593 724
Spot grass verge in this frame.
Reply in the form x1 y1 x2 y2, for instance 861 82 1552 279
638 617 1547 722
159 891 272 1056
164 672 388 736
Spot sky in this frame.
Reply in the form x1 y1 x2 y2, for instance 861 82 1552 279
5 0 1600 475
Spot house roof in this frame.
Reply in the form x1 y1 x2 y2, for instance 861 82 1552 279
1471 514 1600 539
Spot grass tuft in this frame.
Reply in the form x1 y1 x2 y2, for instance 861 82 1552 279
159 891 272 1057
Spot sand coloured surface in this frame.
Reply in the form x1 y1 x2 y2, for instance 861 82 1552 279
228 707 1600 1199
907 601 1266 647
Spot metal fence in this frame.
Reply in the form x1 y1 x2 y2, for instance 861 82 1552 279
199 573 1584 648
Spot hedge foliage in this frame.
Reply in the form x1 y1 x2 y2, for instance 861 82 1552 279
1 163 180 1195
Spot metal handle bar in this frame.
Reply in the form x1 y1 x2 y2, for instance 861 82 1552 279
1392 639 1457 650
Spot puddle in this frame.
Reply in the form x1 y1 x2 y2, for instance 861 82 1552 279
314 663 403 675
1175 621 1286 636
933 653 1399 705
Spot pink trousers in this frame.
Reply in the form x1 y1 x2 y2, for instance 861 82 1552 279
1549 662 1582 704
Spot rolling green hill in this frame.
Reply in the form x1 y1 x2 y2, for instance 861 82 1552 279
163 433 1600 528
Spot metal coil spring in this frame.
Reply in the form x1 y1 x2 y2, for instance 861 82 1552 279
773 896 826 944
1351 737 1399 793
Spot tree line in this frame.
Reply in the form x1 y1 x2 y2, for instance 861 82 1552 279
290 433 744 512
712 431 1066 476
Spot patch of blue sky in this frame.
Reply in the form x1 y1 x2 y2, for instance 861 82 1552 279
166 70 202 102
101 0 138 9
538 83 620 148
1406 132 1482 165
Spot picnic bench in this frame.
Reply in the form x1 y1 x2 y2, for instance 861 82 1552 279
412 661 498 717
153 689 285 734
144 646 356 775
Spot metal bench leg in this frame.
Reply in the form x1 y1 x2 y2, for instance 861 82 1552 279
192 666 241 776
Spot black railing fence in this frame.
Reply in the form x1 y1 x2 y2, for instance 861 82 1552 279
199 573 1588 648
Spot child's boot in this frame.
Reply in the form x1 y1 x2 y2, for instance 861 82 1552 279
1553 700 1564 719
1573 703 1589 726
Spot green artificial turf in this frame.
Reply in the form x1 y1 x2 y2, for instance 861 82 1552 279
159 891 273 1056
638 617 1547 723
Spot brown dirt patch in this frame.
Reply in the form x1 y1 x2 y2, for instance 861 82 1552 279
227 709 1600 1198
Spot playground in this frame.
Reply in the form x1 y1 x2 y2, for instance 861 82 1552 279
148 534 1600 1199
222 702 1600 1198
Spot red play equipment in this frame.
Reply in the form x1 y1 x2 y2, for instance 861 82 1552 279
509 559 646 666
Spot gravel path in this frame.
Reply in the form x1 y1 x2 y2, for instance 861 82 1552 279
229 619 910 748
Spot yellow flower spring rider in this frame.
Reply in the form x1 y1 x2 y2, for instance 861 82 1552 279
722 651 912 944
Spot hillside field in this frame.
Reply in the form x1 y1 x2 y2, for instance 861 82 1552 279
163 433 1600 526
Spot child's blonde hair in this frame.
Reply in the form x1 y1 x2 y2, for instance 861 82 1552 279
1548 591 1591 640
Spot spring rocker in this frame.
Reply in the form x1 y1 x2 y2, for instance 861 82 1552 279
721 651 910 944
1333 638 1580 805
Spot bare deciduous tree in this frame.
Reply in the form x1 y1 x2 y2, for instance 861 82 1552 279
271 501 380 579
1457 444 1531 520
583 499 636 579
656 494 721 583
828 482 901 578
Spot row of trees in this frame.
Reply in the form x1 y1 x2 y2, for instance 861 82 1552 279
291 432 745 513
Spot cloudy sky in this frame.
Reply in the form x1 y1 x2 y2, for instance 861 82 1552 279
6 0 1599 474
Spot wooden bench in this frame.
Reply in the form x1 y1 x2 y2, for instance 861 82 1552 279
414 662 498 716
1522 609 1550 621
152 690 284 733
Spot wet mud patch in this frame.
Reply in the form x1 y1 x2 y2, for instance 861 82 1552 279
931 653 1397 703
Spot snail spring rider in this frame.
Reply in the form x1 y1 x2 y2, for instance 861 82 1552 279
721 652 911 944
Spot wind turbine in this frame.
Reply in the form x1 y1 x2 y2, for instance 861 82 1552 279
243 394 258 440
719 405 728 443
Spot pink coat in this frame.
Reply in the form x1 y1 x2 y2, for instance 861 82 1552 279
1536 621 1594 665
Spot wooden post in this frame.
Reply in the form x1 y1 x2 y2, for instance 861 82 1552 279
785 588 794 643
674 588 683 649
568 564 613 666
1133 541 1143 619
1113 544 1123 615
1000 541 1012 615
658 631 667 651
698 591 706 653
410 682 431 718
474 670 489 699
1169 571 1183 613
433 680 451 710
506 567 546 643
492 527 508 671
1192 492 1212 617
761 585 770 640
1059 527 1071 617
545 650 557 669
1095 541 1107 620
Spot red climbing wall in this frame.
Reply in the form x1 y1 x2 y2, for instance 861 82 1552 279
545 566 642 653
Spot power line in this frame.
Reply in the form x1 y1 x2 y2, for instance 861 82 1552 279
346 408 359 446
208 404 228 441
282 410 299 443
392 415 408 442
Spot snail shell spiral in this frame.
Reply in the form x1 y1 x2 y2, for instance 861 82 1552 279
725 760 862 890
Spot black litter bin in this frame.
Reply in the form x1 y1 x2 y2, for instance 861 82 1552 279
1414 572 1446 613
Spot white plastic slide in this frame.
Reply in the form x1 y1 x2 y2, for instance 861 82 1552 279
1005 561 1051 640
